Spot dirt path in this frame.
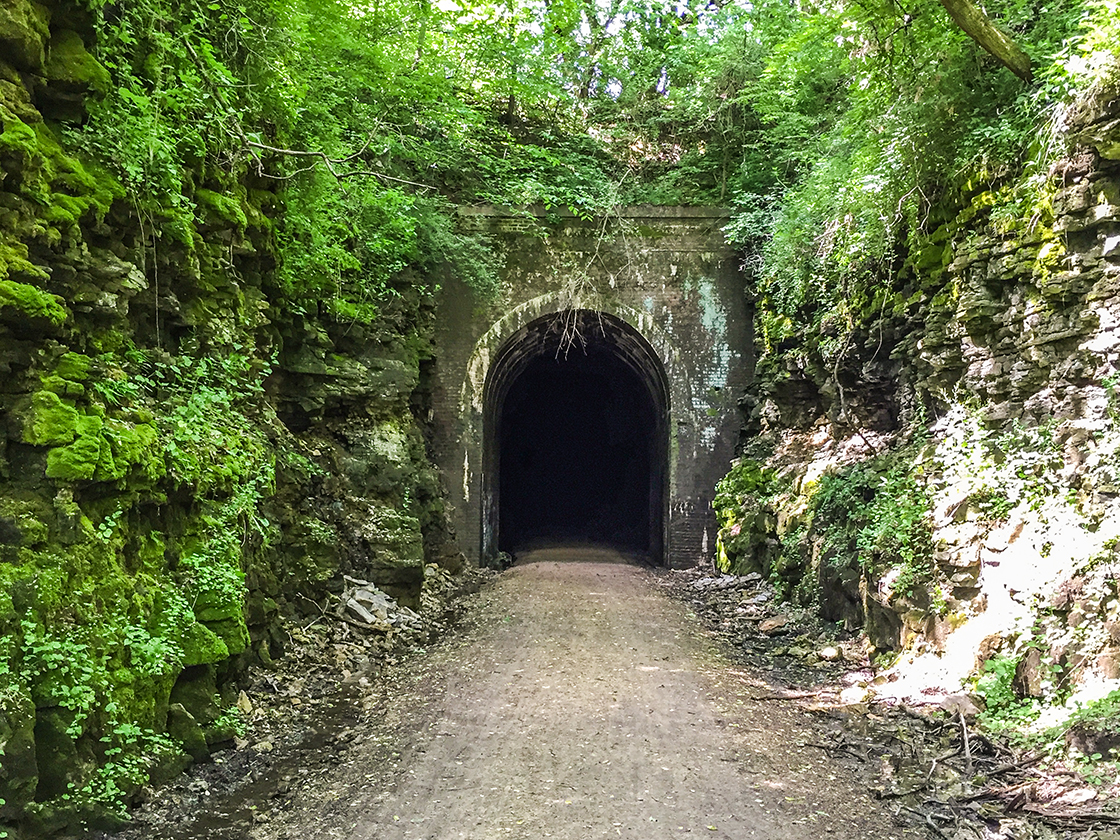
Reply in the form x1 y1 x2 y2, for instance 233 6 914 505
251 548 919 840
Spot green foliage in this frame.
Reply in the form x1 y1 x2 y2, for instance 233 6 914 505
155 351 273 495
7 0 1119 825
211 705 248 739
70 724 183 819
974 654 1040 731
0 339 276 817
1053 689 1120 747
720 0 1116 364
812 450 937 599
935 408 1067 523
713 458 776 529
714 445 937 601
18 620 102 737
0 280 67 323
713 458 783 575
965 487 1017 522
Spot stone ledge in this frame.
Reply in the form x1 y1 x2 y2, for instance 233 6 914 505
455 204 731 220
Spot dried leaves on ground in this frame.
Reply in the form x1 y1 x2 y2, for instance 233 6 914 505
661 567 1120 840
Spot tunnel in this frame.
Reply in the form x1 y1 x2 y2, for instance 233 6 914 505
481 310 669 563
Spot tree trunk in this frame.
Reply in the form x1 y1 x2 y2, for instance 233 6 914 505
938 0 1032 82
412 0 431 72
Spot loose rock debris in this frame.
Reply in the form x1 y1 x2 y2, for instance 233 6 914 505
662 565 1120 840
339 576 422 633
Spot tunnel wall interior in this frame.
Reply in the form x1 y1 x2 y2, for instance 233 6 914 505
482 311 669 562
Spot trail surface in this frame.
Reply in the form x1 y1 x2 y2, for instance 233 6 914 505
256 547 916 840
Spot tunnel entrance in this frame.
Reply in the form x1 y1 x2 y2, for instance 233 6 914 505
482 311 669 564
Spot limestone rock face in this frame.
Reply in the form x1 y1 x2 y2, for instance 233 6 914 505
721 84 1120 706
0 0 50 72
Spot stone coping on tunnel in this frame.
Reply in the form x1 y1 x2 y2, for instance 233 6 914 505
455 204 735 252
455 204 732 220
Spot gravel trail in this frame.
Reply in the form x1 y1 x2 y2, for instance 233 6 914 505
259 547 916 840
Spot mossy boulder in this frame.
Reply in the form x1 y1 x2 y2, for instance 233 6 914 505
45 413 102 480
52 352 90 382
96 419 160 483
0 0 50 72
0 280 67 326
44 30 110 95
165 703 208 762
18 390 78 445
40 354 91 398
194 188 248 231
180 621 229 667
169 665 220 728
279 518 340 587
197 612 248 657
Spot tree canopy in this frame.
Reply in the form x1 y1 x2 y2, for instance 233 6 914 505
69 0 1120 326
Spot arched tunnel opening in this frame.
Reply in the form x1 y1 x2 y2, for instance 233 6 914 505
482 311 669 563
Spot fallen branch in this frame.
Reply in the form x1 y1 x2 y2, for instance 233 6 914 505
753 689 831 701
960 709 973 776
985 752 1045 779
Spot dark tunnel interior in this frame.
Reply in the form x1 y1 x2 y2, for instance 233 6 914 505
497 344 660 557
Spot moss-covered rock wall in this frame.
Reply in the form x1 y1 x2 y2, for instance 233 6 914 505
0 3 457 834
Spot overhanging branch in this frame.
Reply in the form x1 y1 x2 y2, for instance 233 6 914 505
937 0 1032 82
244 140 435 190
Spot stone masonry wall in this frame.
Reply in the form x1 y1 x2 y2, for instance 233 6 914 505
429 207 752 568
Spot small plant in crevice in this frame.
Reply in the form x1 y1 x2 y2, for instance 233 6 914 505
973 653 1040 735
211 704 249 740
964 486 1017 523
812 451 939 605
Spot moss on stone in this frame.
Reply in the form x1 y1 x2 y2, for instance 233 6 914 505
180 621 229 667
0 0 50 72
45 413 103 480
0 111 39 162
44 29 110 96
54 351 91 381
95 419 161 483
198 616 249 656
195 188 249 230
169 665 220 727
0 278 67 323
42 192 88 231
39 373 84 397
166 703 209 761
20 390 79 445
0 497 50 546
0 107 122 222
0 241 49 282
94 428 122 481
1033 236 1066 290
